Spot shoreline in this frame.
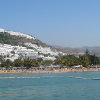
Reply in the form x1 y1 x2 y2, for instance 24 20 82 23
0 68 100 74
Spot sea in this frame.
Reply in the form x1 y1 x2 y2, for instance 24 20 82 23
0 71 100 100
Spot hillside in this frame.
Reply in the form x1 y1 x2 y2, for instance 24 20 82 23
0 29 63 61
0 29 48 47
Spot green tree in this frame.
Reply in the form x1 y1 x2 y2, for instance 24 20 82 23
1 59 13 68
23 58 38 68
14 58 23 67
36 58 43 66
42 60 53 67
79 49 91 67
54 55 80 67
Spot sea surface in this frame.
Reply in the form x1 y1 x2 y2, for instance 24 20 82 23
0 71 100 100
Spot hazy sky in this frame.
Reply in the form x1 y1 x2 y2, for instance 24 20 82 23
0 0 100 47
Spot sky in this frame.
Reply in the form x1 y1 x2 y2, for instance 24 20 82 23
0 0 100 47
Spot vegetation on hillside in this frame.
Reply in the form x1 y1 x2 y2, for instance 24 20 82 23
0 32 47 47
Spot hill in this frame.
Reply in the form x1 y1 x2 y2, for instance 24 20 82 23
0 29 63 61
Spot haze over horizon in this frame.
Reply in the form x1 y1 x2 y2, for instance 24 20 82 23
0 0 100 48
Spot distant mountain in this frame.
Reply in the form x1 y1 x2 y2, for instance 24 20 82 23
0 29 64 61
55 46 100 56
78 46 100 56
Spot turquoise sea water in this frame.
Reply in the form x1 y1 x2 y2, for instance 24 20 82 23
0 71 100 100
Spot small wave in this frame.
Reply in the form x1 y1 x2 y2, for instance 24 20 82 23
67 76 100 80
0 76 64 79
0 76 100 80
0 77 41 79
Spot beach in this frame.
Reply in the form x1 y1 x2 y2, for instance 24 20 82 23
0 67 100 73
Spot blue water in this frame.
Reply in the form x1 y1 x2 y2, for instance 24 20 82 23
0 71 100 100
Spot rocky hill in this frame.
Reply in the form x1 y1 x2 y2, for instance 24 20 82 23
0 29 64 61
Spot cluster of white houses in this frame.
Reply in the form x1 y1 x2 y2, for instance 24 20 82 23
0 43 63 61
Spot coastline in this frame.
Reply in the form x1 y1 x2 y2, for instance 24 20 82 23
0 68 100 74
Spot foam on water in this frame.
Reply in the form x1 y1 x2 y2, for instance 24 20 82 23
0 75 100 80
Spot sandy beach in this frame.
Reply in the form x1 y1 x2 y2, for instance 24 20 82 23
0 68 100 73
